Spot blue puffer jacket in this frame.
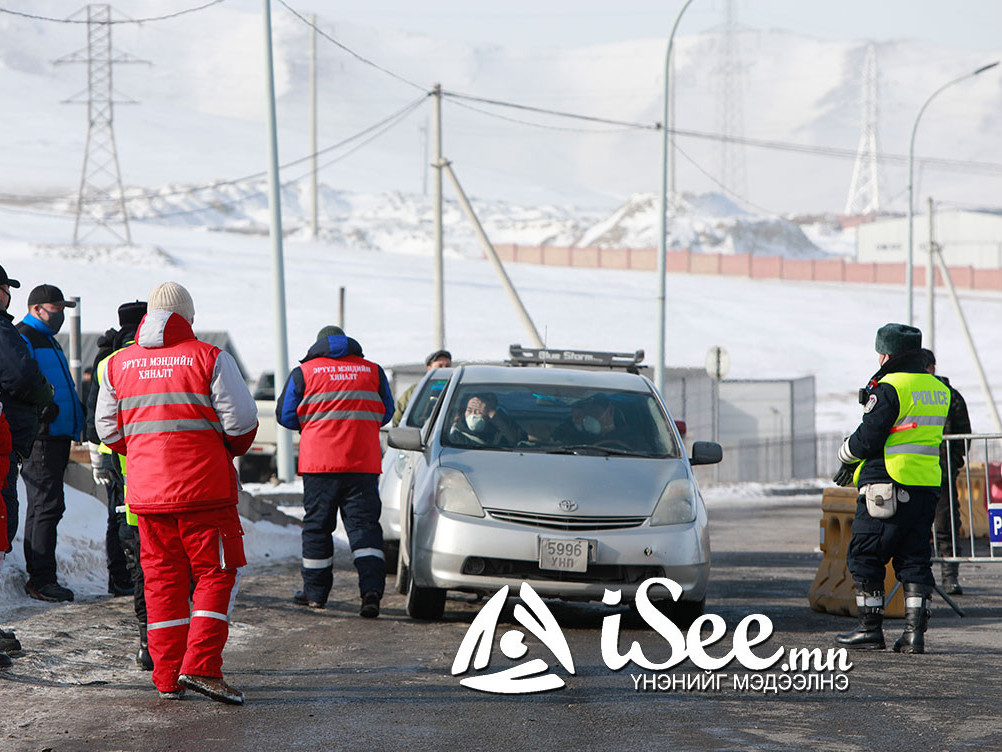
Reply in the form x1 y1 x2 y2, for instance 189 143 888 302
18 313 84 441
0 312 52 457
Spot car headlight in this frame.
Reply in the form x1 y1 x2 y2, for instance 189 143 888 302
435 467 485 518
650 478 696 526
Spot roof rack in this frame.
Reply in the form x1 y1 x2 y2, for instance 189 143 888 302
507 345 646 371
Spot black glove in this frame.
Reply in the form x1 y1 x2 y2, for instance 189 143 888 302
40 402 60 424
832 462 858 487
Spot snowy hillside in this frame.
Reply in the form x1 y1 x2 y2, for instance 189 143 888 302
1 0 1001 216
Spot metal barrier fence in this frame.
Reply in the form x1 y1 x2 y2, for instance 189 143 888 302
713 431 843 484
935 433 1002 564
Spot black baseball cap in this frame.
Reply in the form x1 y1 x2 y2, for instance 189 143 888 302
27 284 76 308
0 265 20 288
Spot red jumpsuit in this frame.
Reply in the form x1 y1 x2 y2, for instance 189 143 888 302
95 310 258 694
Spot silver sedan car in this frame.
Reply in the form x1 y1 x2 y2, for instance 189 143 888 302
379 368 453 569
387 364 721 620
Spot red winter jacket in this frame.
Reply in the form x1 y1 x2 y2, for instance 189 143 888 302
95 310 258 515
295 354 387 474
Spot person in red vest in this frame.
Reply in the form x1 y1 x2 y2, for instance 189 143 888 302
275 325 394 617
96 282 258 704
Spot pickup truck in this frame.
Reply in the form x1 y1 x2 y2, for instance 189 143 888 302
240 372 299 483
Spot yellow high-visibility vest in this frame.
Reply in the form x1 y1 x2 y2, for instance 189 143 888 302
854 371 950 487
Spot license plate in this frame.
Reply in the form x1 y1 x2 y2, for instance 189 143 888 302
538 537 590 572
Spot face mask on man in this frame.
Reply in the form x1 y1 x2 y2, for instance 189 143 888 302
465 414 487 433
580 416 602 435
41 308 65 334
0 287 9 313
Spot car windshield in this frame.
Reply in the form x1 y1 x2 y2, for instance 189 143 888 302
406 376 451 428
440 383 681 458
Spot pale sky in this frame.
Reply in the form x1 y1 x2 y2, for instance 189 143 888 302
280 0 1002 53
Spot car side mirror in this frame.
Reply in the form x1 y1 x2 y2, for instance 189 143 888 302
388 427 425 452
690 441 722 466
674 420 687 437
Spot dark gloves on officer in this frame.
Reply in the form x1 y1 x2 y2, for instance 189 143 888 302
833 437 860 487
832 463 857 487
40 401 60 424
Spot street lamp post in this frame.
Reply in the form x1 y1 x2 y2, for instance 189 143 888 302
906 61 999 325
656 0 696 396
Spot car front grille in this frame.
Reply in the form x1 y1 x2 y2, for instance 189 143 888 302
461 557 662 584
483 509 647 531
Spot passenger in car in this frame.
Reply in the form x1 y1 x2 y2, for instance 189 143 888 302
550 396 634 447
448 393 527 448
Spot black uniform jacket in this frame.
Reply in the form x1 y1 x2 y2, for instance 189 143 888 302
847 350 946 488
0 311 53 458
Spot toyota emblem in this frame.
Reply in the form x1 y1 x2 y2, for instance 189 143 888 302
558 499 578 512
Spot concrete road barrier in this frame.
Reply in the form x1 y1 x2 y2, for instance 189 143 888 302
808 487 906 618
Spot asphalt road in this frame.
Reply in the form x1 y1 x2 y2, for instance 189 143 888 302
2 493 1000 752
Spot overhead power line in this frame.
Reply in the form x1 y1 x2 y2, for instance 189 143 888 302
444 90 1002 177
443 90 660 131
275 0 427 93
129 94 429 221
0 0 226 24
0 94 430 207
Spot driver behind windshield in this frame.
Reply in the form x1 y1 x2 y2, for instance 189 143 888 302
449 392 527 448
550 395 633 448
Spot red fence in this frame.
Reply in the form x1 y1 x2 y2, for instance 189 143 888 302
492 244 1002 292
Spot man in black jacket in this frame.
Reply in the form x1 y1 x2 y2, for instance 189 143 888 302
921 348 972 595
0 266 53 550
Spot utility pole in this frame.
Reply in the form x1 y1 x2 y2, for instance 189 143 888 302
844 43 883 216
715 0 746 198
926 197 936 352
420 119 429 196
263 0 293 482
56 4 148 246
309 13 318 240
432 84 445 350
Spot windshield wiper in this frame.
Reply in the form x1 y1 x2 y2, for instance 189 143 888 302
545 444 652 457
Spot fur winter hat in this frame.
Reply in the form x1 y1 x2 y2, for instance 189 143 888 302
875 323 921 357
148 282 194 324
117 300 147 329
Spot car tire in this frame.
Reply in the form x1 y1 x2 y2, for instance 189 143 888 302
383 540 399 575
405 568 446 620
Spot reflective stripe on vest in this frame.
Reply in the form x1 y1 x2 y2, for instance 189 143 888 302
108 334 237 512
295 355 384 474
853 371 949 487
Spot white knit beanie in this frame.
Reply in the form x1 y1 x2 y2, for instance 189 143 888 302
147 281 195 324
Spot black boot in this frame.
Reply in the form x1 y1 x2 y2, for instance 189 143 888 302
0 652 12 669
136 624 153 671
0 628 21 653
893 583 931 654
940 562 963 595
835 586 885 650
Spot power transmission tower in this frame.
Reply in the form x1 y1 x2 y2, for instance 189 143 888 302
714 0 747 200
844 43 883 215
55 4 148 245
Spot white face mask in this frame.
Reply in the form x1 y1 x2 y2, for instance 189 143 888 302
465 414 487 433
581 416 602 435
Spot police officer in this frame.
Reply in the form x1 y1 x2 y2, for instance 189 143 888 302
832 323 949 654
920 348 971 595
275 325 394 617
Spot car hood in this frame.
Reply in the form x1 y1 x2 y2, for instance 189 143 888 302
438 448 691 517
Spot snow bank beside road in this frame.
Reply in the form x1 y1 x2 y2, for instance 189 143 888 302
0 480 302 614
